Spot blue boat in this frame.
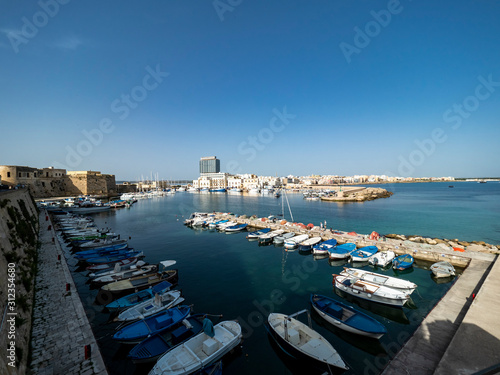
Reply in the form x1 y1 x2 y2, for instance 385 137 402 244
350 246 378 262
393 254 414 270
312 238 337 255
112 305 191 344
84 250 143 264
225 223 248 232
73 242 128 253
328 243 357 260
246 227 271 239
127 313 206 363
74 247 132 260
209 188 226 192
310 294 386 339
105 281 172 311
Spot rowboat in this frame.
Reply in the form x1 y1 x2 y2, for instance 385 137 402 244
75 240 128 250
430 261 456 278
333 274 411 307
208 220 228 229
310 294 386 339
225 223 248 232
86 256 140 273
101 266 178 295
105 281 172 311
127 313 206 364
284 234 309 249
266 310 348 371
89 261 152 282
74 247 133 260
350 246 378 262
298 237 322 252
246 228 270 239
149 320 242 375
368 250 396 267
328 243 356 259
258 230 285 244
115 290 184 322
84 250 144 265
273 232 295 244
392 254 414 270
340 268 417 293
311 238 337 255
113 305 191 344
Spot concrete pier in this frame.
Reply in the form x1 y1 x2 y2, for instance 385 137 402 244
29 211 107 375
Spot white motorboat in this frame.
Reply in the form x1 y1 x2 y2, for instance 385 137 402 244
115 290 183 322
368 250 396 267
284 234 309 249
430 261 456 278
340 268 417 293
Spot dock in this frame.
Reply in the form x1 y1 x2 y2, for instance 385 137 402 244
29 210 107 375
211 212 500 374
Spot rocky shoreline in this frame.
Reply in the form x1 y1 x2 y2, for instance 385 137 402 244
320 187 393 202
384 233 500 255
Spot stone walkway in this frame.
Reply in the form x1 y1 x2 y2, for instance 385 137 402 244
29 210 107 375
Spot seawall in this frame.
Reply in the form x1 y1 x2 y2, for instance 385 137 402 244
0 189 39 375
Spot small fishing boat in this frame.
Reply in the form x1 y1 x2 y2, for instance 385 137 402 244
266 310 348 371
74 247 133 260
113 305 191 344
105 281 172 311
368 250 396 267
216 221 236 231
89 260 150 281
284 234 309 249
149 320 242 375
225 223 248 232
310 294 386 339
246 227 271 239
333 274 411 307
86 256 140 273
76 240 128 250
259 230 285 245
84 250 144 265
430 261 456 278
312 238 337 255
208 220 228 229
273 232 295 244
328 243 357 259
127 313 206 364
115 290 184 322
350 246 378 262
101 264 178 295
298 237 322 252
340 268 417 293
393 254 414 270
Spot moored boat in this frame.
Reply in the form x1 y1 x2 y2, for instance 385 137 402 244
333 274 411 307
225 223 248 232
115 290 184 322
273 232 295 244
328 243 356 259
266 310 348 371
284 234 309 249
149 320 242 375
312 238 337 255
430 261 456 278
393 254 414 270
105 281 172 311
310 294 386 339
298 236 322 252
340 268 417 293
258 229 284 244
350 246 378 262
368 250 396 267
246 227 270 239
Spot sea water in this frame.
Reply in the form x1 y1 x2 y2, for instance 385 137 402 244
70 181 499 375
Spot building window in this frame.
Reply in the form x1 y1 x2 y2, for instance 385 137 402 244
42 182 45 187
19 173 21 178
46 172 49 177
34 173 37 177
7 172 10 178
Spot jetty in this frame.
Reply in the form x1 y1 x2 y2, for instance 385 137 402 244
209 211 500 374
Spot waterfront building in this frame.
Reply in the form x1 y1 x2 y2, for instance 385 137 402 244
199 156 220 174
192 172 229 190
227 177 243 189
0 165 116 197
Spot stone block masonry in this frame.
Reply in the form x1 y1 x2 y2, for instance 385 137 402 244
29 210 107 375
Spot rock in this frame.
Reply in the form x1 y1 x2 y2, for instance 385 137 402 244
409 236 424 243
458 240 470 247
425 238 437 245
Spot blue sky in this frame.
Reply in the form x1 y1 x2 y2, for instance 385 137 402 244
1 0 499 180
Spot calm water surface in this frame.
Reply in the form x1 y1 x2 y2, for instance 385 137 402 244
68 182 499 375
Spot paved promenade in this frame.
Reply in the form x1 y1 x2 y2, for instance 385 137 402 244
29 210 107 375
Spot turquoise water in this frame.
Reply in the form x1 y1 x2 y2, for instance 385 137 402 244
70 182 499 375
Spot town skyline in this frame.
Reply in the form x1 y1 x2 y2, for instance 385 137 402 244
1 1 499 180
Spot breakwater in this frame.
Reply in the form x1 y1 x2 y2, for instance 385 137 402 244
210 212 497 267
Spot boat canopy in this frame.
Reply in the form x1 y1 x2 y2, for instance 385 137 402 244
152 281 172 294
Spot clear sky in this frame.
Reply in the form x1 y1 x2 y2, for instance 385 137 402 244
1 1 499 180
